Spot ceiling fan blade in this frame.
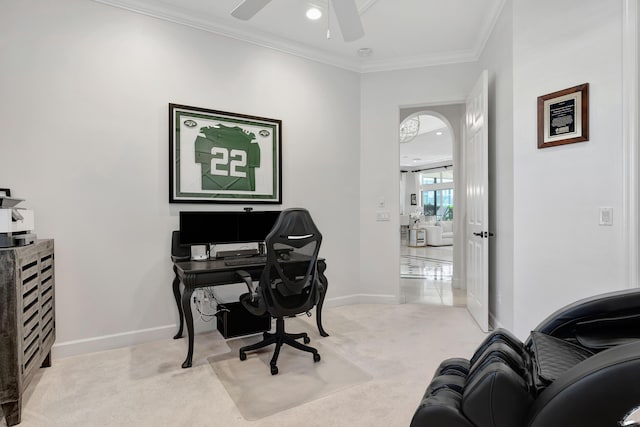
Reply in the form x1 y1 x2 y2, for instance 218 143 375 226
231 0 272 20
331 0 365 42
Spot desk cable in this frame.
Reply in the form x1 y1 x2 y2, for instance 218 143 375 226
193 287 230 322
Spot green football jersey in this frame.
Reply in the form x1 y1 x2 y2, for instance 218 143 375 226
194 124 261 191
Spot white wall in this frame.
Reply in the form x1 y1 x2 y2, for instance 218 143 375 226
478 0 514 330
360 64 479 301
512 0 628 337
0 0 360 356
3 0 634 356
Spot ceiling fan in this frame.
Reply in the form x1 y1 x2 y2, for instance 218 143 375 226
231 0 365 42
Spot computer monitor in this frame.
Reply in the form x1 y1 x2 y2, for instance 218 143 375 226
179 211 281 246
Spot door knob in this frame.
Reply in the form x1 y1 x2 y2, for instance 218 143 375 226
473 231 495 238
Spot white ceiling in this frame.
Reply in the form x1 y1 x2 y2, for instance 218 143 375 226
94 0 506 72
400 114 452 168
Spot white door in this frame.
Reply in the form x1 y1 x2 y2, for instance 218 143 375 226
465 70 489 332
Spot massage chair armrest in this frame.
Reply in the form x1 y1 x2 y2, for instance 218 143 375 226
410 358 474 427
528 340 640 427
462 360 533 427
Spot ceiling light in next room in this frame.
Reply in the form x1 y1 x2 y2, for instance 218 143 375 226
358 48 373 57
436 131 443 136
306 6 322 20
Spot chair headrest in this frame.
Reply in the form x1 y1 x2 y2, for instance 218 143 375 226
267 208 322 246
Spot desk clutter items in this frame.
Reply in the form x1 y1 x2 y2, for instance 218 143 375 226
0 190 36 248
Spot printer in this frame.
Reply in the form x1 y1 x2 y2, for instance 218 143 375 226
0 196 36 247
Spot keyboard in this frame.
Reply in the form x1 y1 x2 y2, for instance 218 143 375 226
224 256 266 266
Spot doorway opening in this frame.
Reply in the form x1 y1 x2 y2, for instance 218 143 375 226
398 109 465 307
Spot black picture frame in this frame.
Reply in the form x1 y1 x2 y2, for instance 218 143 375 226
410 193 417 205
537 83 589 149
0 189 11 197
169 104 282 204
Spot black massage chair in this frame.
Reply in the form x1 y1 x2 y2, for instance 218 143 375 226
411 289 640 427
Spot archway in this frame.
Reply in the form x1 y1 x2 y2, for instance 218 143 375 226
399 110 463 306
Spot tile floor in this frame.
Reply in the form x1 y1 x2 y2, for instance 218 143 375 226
399 238 466 307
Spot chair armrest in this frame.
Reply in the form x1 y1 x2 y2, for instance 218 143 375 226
236 270 258 301
528 340 640 427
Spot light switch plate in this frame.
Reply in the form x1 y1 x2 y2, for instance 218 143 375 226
376 211 390 221
599 207 613 226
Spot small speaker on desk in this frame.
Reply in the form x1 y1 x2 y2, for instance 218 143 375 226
190 245 208 261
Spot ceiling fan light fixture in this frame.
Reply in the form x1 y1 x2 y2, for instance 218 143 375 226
306 6 322 20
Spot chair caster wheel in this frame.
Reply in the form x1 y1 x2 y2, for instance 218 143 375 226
303 336 310 344
313 353 321 362
239 351 247 361
271 365 278 375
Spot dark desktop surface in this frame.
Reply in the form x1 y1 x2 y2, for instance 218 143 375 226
175 252 320 273
223 256 267 266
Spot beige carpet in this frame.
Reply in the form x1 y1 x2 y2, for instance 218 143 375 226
210 320 371 420
1 304 486 427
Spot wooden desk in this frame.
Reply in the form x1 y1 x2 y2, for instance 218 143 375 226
172 255 328 368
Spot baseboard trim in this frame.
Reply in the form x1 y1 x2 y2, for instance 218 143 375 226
489 312 504 331
52 324 177 359
53 294 397 358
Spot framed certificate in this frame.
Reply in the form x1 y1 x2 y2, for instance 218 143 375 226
537 83 589 149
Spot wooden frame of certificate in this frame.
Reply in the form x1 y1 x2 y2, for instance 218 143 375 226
537 83 589 149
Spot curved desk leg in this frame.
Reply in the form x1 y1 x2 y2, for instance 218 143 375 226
316 261 329 337
172 265 184 339
181 282 195 368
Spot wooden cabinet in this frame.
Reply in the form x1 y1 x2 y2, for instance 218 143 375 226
0 240 55 426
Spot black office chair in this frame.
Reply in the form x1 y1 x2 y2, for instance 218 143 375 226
235 208 323 375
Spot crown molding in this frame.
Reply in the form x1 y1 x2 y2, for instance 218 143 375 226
94 0 363 71
93 0 505 74
359 50 478 73
471 0 507 62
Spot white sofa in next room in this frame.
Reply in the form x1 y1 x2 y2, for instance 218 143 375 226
424 221 453 246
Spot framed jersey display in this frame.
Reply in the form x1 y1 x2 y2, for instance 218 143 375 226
169 104 282 204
